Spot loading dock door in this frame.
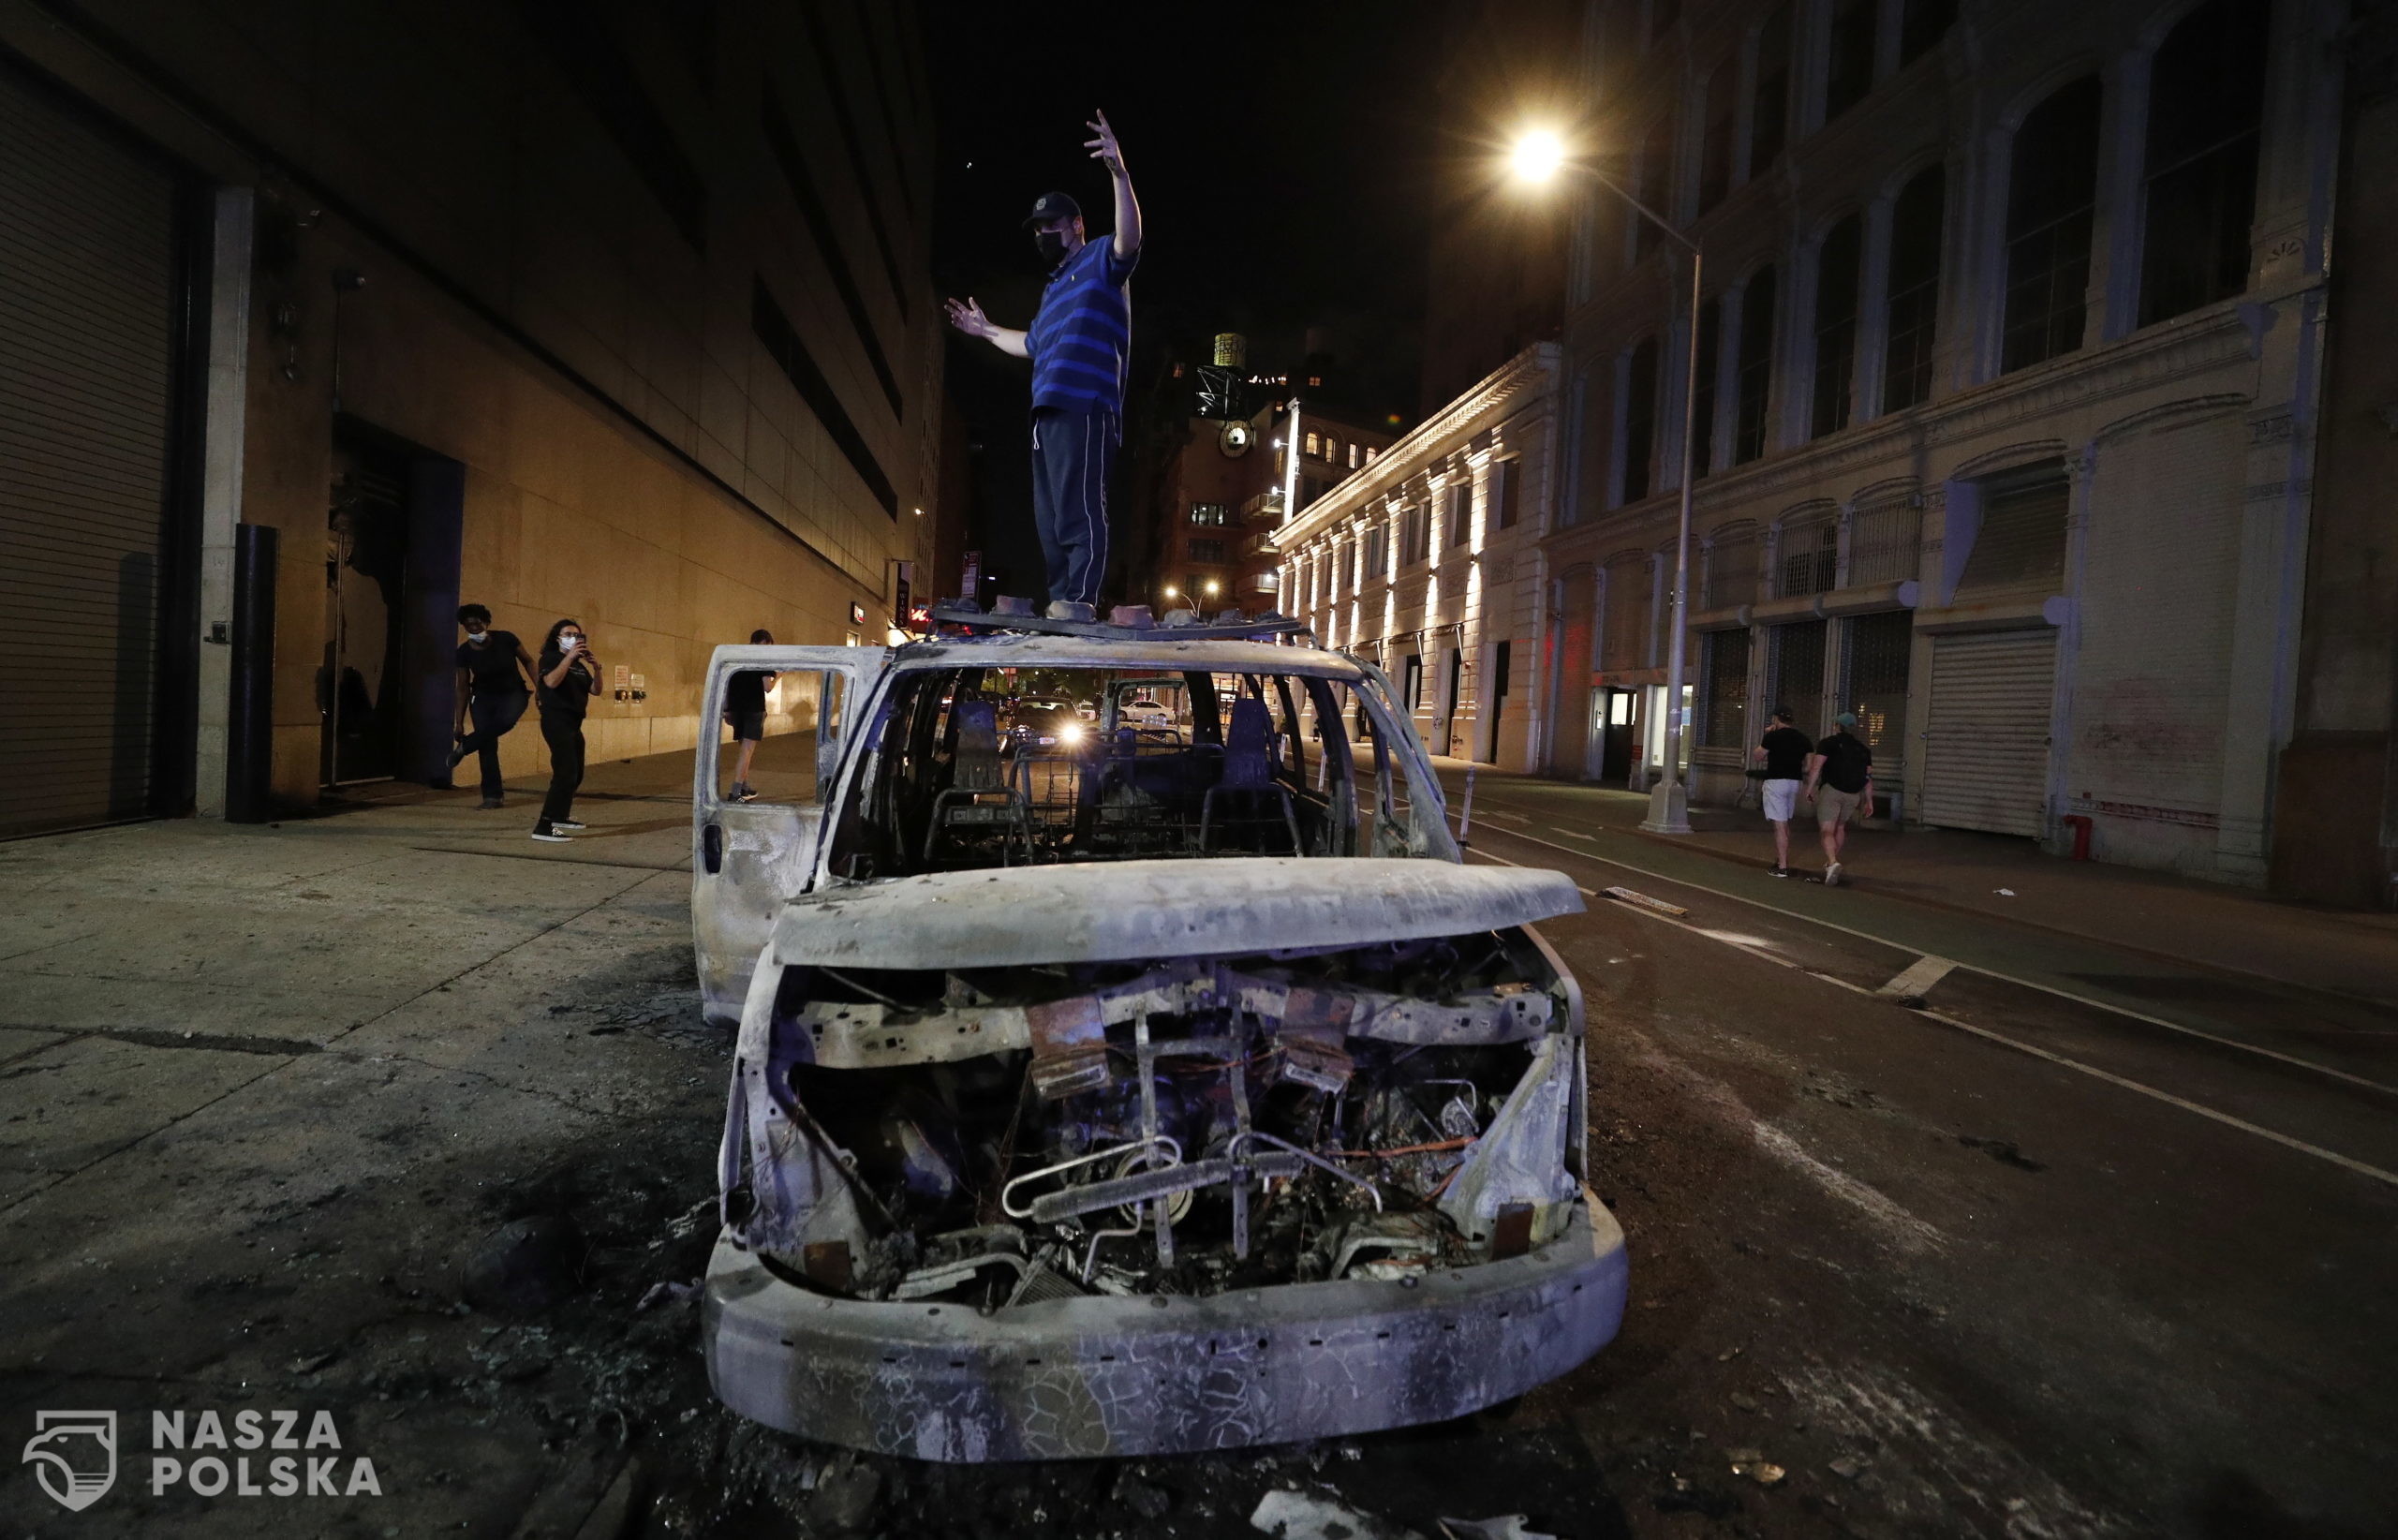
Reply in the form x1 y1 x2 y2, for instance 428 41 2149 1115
0 67 183 837
1921 630 2056 837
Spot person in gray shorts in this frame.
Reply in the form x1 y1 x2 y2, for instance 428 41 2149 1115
1804 711 1875 887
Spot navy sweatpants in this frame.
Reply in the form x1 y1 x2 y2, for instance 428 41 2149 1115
1029 407 1115 607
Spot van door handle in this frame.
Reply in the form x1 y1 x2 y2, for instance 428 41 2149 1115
702 822 724 874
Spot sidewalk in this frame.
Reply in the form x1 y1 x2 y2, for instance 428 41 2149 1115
1430 759 2398 1010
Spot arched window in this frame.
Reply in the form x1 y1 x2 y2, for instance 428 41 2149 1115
1752 5 1792 171
1777 510 1839 597
1825 0 1877 120
1705 523 1762 609
1812 216 1863 437
1634 114 1676 260
1306 431 1321 455
1698 58 1738 213
1621 336 1662 501
2002 77 2103 372
1882 166 1946 412
1692 297 1723 476
2140 0 2269 325
1735 266 1777 464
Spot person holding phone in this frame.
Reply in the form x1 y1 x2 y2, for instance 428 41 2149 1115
532 617 602 843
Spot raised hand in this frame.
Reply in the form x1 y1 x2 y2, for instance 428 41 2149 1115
1085 110 1125 176
944 296 995 338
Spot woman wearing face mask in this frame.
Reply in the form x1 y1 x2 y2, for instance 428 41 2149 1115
450 604 539 808
532 618 602 843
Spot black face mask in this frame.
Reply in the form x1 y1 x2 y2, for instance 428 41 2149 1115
1034 229 1070 267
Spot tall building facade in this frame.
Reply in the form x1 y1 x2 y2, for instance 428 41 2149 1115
1538 0 2337 888
0 0 945 836
1280 344 1563 769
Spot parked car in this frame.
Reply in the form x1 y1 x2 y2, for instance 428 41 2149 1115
689 626 1626 1460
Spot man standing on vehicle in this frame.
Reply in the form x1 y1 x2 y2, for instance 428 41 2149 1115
944 111 1142 620
1803 711 1875 887
1751 705 1812 878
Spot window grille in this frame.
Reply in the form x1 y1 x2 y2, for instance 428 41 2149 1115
1847 498 1923 585
1189 503 1230 526
1843 610 1914 761
1699 629 1753 748
1769 619 1828 737
1959 467 2067 591
1778 518 1838 597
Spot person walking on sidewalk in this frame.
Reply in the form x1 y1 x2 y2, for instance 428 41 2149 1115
944 110 1142 618
724 629 777 804
531 618 602 843
1752 706 1813 878
449 605 538 808
1804 712 1875 886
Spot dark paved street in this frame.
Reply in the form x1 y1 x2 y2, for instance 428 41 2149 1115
2 748 2392 1537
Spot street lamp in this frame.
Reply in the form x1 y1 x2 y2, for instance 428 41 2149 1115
1510 128 1701 835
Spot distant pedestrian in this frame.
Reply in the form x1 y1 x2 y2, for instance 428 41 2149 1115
725 629 777 803
944 109 1142 617
532 618 602 843
1804 711 1876 887
448 605 537 808
1752 706 1813 878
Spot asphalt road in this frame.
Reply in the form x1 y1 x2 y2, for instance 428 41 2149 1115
1433 770 2398 1538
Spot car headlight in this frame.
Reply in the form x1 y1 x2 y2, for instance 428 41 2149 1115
1059 722 1084 745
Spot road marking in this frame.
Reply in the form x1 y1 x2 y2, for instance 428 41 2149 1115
1878 955 1958 1000
1603 885 1690 917
1455 810 2398 1097
1550 825 1598 838
1472 848 2398 1192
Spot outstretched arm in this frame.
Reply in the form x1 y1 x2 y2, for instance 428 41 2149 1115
1087 110 1141 261
945 297 1029 357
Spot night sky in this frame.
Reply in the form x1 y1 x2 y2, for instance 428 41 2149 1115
924 0 1480 602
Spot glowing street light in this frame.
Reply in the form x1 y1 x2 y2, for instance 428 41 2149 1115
1509 126 1702 837
1508 128 1567 185
1203 579 1221 597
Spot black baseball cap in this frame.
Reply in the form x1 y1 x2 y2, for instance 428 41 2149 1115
1022 191 1081 228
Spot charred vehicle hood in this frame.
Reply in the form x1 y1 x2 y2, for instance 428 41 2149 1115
771 857 1586 969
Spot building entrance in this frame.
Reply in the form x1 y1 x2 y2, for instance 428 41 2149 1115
319 422 464 789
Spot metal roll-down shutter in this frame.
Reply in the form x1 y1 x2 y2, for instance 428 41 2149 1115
1921 631 2055 837
0 67 182 837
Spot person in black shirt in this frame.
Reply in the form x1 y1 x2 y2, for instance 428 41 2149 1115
532 617 603 843
724 629 778 804
1751 706 1813 877
449 604 538 807
1803 711 1876 886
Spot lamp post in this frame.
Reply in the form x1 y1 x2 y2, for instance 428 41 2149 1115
1511 130 1701 835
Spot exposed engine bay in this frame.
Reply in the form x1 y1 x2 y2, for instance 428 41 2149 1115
722 925 1584 1310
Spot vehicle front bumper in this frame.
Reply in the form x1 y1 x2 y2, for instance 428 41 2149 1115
703 1192 1628 1461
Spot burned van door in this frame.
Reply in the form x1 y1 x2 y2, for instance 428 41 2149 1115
692 644 888 1024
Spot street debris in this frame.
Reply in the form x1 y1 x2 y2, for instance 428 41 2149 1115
1437 1518 1557 1540
634 1279 699 1312
461 1214 586 1314
1828 1456 1867 1481
1994 888 2016 896
1729 1390 1763 1412
1603 885 1691 917
1726 1447 1786 1486
1252 1488 1426 1540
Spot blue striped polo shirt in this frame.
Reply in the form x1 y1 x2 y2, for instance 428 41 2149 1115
1027 234 1137 414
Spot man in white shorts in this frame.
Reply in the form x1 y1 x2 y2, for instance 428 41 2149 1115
1752 706 1813 878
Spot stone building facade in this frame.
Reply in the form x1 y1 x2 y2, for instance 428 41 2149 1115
1279 344 1564 770
0 1 944 835
1538 0 2336 886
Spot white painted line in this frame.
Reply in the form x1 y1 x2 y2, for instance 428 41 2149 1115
1456 808 2398 1098
1604 885 1691 917
1550 825 1599 839
1471 848 2398 1192
1878 955 1958 1000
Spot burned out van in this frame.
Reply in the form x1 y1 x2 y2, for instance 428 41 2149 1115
690 615 1626 1460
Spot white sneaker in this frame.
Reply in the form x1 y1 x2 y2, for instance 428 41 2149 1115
1823 862 1843 887
550 820 587 831
531 829 572 843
